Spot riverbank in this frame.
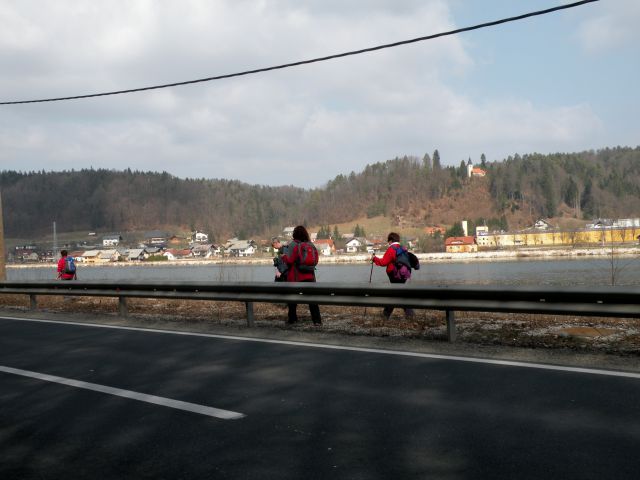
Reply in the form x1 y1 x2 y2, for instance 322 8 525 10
7 245 640 269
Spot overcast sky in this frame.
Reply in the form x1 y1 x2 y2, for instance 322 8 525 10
0 0 638 188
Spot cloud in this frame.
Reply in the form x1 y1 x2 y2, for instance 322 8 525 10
0 1 623 187
575 0 640 53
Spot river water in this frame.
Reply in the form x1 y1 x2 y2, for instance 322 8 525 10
8 256 640 287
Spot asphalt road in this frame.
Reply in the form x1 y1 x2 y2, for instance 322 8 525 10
1 315 639 480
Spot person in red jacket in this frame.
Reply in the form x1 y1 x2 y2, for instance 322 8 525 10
371 232 414 320
57 250 77 280
280 225 321 325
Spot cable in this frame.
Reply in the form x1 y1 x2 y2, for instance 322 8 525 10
1 0 598 105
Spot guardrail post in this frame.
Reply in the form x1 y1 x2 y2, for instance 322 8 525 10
29 294 38 311
245 302 254 327
446 310 457 342
118 297 128 317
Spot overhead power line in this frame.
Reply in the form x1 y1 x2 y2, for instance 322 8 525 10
1 0 598 105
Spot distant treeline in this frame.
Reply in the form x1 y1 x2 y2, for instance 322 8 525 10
489 146 640 220
1 146 639 238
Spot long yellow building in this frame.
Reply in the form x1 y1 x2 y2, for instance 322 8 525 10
476 227 640 249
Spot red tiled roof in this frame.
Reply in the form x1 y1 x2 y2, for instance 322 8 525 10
314 239 334 246
445 236 476 246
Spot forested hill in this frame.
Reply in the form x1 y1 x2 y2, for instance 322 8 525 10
1 146 639 239
0 170 309 239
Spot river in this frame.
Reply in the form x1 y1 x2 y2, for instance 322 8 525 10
7 256 640 287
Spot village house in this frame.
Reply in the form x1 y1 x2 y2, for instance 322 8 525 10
532 219 554 230
282 227 295 239
612 218 640 228
445 236 478 253
191 231 209 243
226 239 257 257
313 239 336 256
345 237 369 253
467 160 487 178
126 248 145 262
191 244 214 258
163 250 177 261
163 249 193 261
586 218 613 229
476 225 489 236
26 251 41 262
144 246 164 258
79 250 101 263
144 231 168 247
98 250 119 263
68 251 85 262
102 234 122 247
13 248 40 262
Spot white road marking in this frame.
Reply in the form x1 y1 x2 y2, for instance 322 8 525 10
0 364 244 420
2 315 640 380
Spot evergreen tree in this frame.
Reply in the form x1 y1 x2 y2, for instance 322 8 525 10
317 225 331 239
540 165 557 217
445 222 465 238
422 153 432 171
499 215 509 231
562 177 579 207
581 180 596 218
432 149 441 170
480 153 487 169
458 160 467 179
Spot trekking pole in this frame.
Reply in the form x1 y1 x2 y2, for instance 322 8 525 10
363 255 375 322
368 258 374 283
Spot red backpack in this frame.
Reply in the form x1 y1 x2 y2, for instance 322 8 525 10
295 241 319 273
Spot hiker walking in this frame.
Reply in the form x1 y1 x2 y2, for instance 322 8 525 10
57 250 77 280
371 232 415 320
280 225 321 325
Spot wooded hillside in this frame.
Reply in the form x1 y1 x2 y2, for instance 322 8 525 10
1 146 639 239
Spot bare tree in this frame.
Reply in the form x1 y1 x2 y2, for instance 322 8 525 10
607 227 635 285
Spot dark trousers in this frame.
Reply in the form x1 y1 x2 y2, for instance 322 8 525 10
287 303 321 324
287 279 321 324
383 275 414 319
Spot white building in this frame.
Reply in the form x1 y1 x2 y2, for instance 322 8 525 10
192 231 209 243
226 239 256 257
345 237 364 253
282 227 295 239
102 234 122 247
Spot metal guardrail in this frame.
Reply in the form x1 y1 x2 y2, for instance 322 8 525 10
2 280 640 342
